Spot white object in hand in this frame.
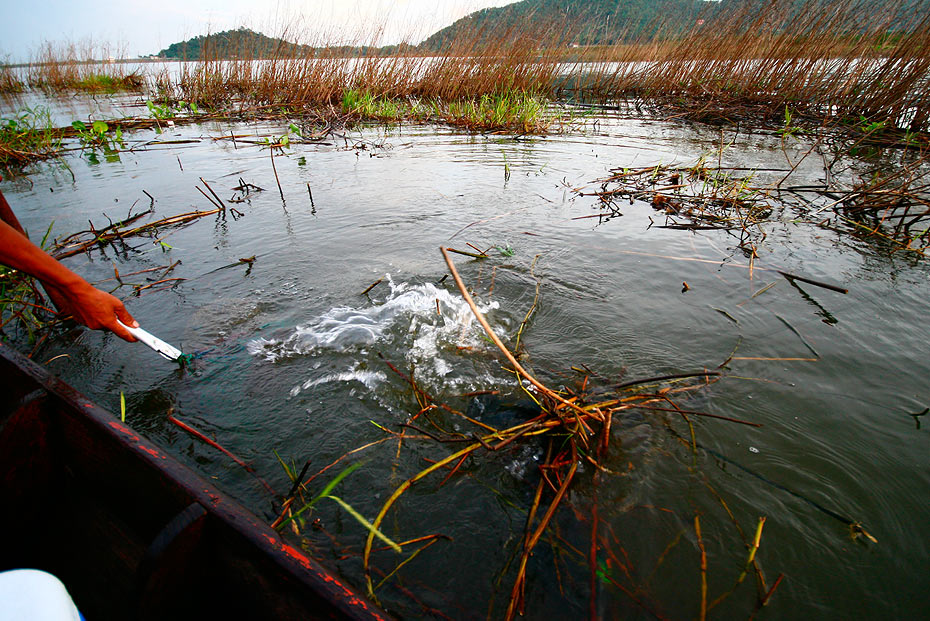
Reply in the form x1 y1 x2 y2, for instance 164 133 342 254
118 320 184 361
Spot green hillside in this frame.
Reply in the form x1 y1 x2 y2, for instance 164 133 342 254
418 0 717 50
155 1 927 59
417 0 927 50
156 28 315 60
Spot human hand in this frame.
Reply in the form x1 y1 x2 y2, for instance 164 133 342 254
43 280 139 342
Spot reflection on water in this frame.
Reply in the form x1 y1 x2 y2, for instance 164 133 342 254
4 98 929 619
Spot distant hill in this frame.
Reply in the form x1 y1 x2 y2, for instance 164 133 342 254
156 28 316 60
416 0 926 50
418 0 718 50
156 27 406 59
154 3 717 59
154 1 926 59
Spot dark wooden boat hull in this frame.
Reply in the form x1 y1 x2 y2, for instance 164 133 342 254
0 342 390 620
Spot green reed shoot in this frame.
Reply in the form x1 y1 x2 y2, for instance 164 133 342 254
275 460 401 552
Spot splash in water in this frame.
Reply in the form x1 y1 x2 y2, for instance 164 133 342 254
247 275 509 394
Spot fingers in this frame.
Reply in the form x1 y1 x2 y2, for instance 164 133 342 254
114 302 139 329
107 296 138 342
109 321 138 343
41 278 140 343
71 284 138 342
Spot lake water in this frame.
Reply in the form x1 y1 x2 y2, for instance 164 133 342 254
3 91 928 619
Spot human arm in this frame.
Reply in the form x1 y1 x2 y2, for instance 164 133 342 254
0 194 138 342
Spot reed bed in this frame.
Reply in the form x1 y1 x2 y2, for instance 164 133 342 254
5 0 929 143
0 65 24 94
146 18 569 134
26 41 143 92
136 0 930 136
564 0 930 133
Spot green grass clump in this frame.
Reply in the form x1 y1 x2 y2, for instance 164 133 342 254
0 106 61 166
443 90 549 132
342 89 405 121
341 87 554 133
73 72 144 93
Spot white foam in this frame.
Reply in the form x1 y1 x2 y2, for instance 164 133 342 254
289 369 388 397
249 275 509 394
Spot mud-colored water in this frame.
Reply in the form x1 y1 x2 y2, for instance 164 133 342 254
3 92 928 619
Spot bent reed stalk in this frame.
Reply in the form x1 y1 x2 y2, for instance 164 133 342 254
348 247 794 618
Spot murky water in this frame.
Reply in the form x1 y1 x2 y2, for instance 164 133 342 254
3 92 929 619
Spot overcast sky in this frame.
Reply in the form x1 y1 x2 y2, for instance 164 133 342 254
0 0 521 61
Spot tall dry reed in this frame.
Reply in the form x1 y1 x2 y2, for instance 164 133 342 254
570 0 930 130
18 0 930 133
27 40 142 91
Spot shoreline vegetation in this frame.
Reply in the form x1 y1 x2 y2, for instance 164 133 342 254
2 0 929 339
0 0 926 138
2 0 928 338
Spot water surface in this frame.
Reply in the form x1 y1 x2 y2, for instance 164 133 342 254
3 95 928 619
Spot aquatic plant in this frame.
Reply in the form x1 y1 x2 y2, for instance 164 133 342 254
584 152 930 256
71 119 123 161
0 106 61 167
0 223 59 345
150 0 927 134
73 72 143 93
146 99 199 120
20 0 929 136
567 0 930 133
272 459 401 553
441 90 551 132
341 89 405 121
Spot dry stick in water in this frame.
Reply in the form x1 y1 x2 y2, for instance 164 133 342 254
196 186 223 210
270 459 313 530
706 516 768 612
445 247 488 259
167 414 277 496
363 442 483 598
695 515 708 621
361 278 383 296
53 209 221 259
270 146 285 203
506 444 579 621
758 573 785 609
199 177 226 212
776 270 848 294
440 246 598 432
